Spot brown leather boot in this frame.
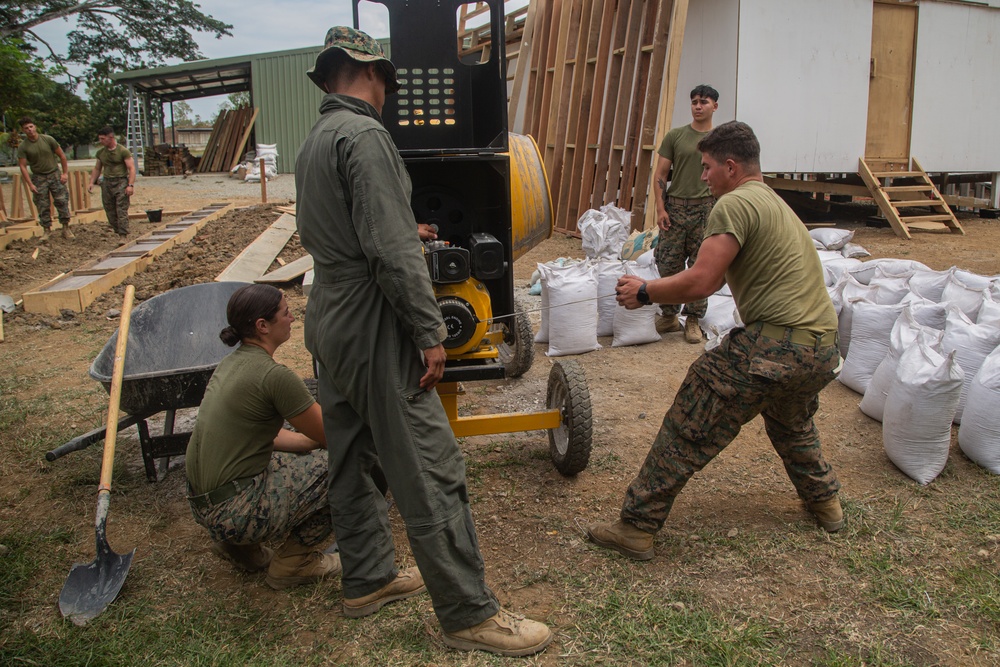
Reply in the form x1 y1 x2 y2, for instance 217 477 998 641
809 496 845 533
587 519 654 560
265 539 341 590
684 316 702 344
210 540 273 573
442 608 553 657
342 567 426 618
656 314 681 334
61 225 75 239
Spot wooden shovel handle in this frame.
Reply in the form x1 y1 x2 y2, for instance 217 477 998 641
99 285 135 493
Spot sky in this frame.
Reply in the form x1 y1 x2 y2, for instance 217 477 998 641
32 0 527 123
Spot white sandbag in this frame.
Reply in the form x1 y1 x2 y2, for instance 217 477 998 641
841 242 871 259
958 347 1000 473
595 260 626 336
534 263 553 344
869 266 913 305
839 301 906 394
822 258 862 287
809 227 854 250
941 306 1000 424
952 269 996 291
976 298 1000 328
908 267 953 302
700 293 739 341
546 261 601 357
883 340 963 485
612 263 660 347
860 308 944 422
898 293 948 330
599 203 632 228
941 274 992 321
634 248 655 267
813 238 826 250
716 282 732 297
816 250 846 263
848 258 930 285
579 209 630 261
830 275 878 357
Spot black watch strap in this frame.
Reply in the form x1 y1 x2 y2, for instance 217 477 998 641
637 283 650 304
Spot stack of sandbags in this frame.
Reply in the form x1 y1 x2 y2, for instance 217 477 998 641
245 143 278 182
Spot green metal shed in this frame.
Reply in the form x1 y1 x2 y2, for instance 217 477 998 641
111 45 326 174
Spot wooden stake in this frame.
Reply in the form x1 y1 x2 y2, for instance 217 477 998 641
260 158 267 204
32 247 39 260
0 310 4 343
22 176 38 221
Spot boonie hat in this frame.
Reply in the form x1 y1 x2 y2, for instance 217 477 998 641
307 26 400 94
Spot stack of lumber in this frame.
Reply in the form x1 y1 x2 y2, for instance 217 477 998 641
504 0 688 235
142 144 199 177
458 2 527 62
196 106 259 174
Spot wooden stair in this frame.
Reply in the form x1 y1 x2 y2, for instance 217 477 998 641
858 157 965 239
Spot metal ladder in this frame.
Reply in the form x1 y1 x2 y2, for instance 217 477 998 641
125 85 146 171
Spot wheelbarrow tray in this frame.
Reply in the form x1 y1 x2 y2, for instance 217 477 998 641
88 282 249 415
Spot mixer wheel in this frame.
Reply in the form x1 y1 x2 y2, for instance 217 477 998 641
497 297 535 378
547 360 593 476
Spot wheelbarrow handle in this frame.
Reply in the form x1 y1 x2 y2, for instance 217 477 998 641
45 414 142 462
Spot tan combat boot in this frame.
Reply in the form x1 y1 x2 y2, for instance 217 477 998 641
442 608 553 657
210 540 273 573
342 566 426 618
61 225 75 239
586 519 654 560
40 228 51 241
656 314 682 334
265 539 342 590
809 496 845 533
684 316 702 344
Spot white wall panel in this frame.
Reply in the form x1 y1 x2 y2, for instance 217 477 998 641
911 2 1000 172
735 0 871 173
671 0 739 131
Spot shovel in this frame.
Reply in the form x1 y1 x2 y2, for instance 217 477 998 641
59 285 137 625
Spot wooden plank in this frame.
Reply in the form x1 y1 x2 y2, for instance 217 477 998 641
229 107 260 172
533 0 564 153
197 111 225 173
506 0 538 130
542 0 584 193
859 158 911 239
255 254 314 283
215 212 298 282
22 175 38 221
764 176 870 197
906 222 950 233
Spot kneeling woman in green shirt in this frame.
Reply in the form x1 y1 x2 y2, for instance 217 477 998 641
186 284 340 590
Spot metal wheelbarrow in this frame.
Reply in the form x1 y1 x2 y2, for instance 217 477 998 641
46 282 250 481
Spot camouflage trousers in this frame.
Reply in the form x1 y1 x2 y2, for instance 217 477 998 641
101 176 130 235
621 323 841 532
30 171 71 229
188 450 333 548
654 199 713 318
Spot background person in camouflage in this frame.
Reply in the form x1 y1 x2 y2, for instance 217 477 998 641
15 117 73 240
651 85 719 343
588 121 844 561
88 126 136 241
185 284 341 590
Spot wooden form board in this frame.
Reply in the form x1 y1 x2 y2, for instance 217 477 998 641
22 204 233 315
215 213 297 282
197 107 258 173
515 0 688 234
256 254 313 284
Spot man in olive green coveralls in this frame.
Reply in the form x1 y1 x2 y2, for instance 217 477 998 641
295 27 551 657
588 121 845 562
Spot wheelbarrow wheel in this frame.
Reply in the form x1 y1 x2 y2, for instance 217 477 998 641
496 297 535 379
547 359 592 476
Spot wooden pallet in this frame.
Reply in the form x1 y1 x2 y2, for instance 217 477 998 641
22 204 233 315
858 157 964 239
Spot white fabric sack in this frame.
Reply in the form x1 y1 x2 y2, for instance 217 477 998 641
941 274 991 320
546 261 601 357
612 263 660 347
831 274 879 357
869 266 913 305
958 347 1000 473
908 267 953 302
823 258 863 287
841 242 871 259
534 263 553 344
700 293 739 342
634 248 655 267
941 306 1000 424
883 340 963 485
952 269 996 291
839 301 906 394
817 250 846 263
976 298 1000 328
860 308 944 422
848 258 930 285
579 209 630 261
812 237 826 250
595 260 626 336
809 227 854 250
899 293 948 330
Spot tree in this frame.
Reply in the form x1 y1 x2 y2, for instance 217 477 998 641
0 1 233 78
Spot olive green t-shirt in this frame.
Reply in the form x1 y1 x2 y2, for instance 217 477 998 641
705 180 837 335
16 134 61 175
657 124 711 199
96 143 132 178
185 345 315 494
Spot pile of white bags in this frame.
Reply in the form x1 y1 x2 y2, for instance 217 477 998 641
579 205 632 261
245 143 278 182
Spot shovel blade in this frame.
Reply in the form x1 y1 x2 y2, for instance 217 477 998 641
59 546 135 626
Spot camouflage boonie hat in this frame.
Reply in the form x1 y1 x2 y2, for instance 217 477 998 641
307 26 400 94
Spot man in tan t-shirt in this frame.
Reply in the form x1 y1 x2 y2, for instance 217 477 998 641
587 121 844 561
651 84 719 343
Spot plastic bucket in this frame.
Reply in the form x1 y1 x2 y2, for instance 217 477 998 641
145 209 163 223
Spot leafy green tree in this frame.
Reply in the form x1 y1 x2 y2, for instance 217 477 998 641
0 38 49 123
85 64 128 136
0 1 233 77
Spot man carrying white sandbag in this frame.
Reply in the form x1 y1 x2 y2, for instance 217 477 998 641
587 122 844 561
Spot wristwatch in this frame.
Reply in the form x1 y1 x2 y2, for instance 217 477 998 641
637 283 650 305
